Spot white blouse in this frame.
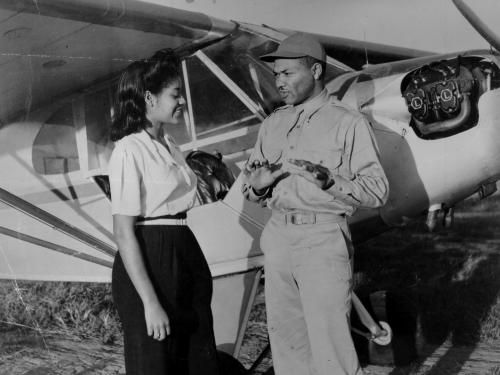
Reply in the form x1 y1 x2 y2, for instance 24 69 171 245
108 130 197 217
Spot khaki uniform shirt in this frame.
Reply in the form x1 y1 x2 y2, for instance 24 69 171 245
245 89 388 216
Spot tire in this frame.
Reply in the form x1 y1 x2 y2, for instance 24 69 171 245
217 350 247 375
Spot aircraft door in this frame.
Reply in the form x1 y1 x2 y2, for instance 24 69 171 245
32 104 80 175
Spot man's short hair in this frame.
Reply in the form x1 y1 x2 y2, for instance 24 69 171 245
301 56 326 79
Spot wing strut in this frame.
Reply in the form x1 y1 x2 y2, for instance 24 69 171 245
182 59 198 147
0 226 112 268
195 51 267 121
0 187 116 257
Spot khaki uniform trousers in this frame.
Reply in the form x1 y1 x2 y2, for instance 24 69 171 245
261 212 363 375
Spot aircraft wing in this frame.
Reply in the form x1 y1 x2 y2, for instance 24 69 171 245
0 0 438 125
0 0 236 124
237 23 432 72
311 32 432 69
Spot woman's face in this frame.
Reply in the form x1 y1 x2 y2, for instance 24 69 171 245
147 78 185 125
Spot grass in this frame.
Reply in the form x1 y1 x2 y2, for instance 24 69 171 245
0 281 121 344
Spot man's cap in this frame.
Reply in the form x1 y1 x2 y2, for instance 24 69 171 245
260 33 326 63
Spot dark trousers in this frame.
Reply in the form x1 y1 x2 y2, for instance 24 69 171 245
112 225 220 375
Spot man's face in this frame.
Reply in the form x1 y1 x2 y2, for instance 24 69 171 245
273 58 316 105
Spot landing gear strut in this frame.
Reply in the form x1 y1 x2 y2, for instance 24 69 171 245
351 292 393 346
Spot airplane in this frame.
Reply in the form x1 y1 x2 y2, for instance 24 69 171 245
1 0 500 372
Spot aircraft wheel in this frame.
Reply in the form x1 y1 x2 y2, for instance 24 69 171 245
373 321 393 346
217 350 246 375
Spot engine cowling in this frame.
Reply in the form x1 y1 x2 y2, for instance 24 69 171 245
401 57 478 139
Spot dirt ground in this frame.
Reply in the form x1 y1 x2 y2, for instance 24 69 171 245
1 288 499 375
1 329 499 374
1 197 500 374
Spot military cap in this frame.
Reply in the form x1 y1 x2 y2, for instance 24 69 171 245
260 33 326 62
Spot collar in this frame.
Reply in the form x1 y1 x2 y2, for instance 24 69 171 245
288 88 328 116
292 88 329 123
139 128 172 146
136 129 154 143
136 129 178 163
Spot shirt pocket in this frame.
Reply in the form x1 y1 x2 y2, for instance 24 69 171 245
261 141 284 164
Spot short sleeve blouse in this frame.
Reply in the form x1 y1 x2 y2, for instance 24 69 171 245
108 130 197 217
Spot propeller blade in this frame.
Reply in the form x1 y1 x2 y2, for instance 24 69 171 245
452 0 500 52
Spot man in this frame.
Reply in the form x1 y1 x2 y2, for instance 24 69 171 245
242 33 389 375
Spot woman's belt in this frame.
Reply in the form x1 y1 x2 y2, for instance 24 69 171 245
272 211 345 225
136 213 187 226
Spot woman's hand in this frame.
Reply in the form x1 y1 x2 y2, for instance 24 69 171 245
144 300 171 341
113 215 171 342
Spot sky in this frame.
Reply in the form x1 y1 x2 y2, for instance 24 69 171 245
143 0 499 53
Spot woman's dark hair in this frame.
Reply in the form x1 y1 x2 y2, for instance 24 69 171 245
110 49 182 141
186 150 236 204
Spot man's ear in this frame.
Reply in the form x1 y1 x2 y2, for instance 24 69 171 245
311 62 323 81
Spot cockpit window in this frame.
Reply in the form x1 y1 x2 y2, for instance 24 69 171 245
184 56 260 139
32 104 79 175
202 31 282 114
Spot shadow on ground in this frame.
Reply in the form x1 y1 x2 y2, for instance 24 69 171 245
352 197 500 375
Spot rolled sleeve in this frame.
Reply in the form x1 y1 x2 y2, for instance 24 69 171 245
326 117 388 208
108 147 142 216
242 182 270 206
243 120 270 204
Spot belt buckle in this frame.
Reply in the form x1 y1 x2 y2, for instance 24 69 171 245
308 213 316 225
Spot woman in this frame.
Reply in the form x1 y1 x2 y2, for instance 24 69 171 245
108 49 220 375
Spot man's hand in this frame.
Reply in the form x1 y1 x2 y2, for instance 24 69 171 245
288 158 335 190
244 159 284 193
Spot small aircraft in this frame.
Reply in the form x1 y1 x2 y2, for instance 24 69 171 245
1 0 500 372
